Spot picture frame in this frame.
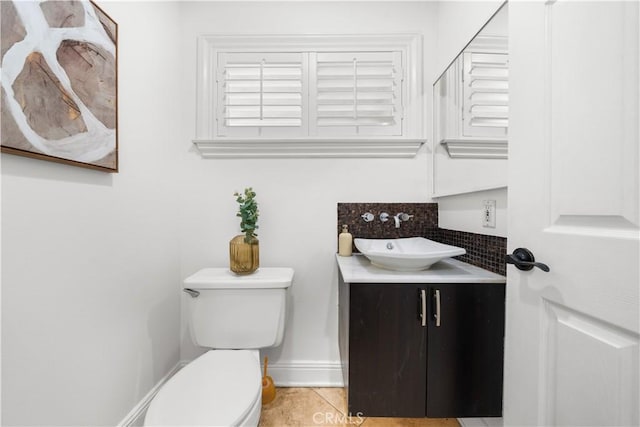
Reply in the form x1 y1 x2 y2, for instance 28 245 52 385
0 0 118 172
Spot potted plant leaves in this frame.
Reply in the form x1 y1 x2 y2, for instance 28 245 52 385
229 187 259 274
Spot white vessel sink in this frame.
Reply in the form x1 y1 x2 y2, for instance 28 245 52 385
353 237 466 272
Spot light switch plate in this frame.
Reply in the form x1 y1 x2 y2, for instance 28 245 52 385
482 200 496 228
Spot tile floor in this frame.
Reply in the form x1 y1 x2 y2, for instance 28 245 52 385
259 388 460 427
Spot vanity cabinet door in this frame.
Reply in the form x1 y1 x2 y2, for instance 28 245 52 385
348 283 427 417
426 283 505 418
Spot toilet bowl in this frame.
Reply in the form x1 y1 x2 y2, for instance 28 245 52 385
144 350 262 426
143 267 294 427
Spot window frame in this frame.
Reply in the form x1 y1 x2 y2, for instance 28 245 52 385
194 34 425 158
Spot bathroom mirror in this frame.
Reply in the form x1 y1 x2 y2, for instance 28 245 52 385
432 2 508 197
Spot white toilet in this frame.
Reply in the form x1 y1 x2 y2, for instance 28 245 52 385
144 267 294 427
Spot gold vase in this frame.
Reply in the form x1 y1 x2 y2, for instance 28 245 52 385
229 235 259 274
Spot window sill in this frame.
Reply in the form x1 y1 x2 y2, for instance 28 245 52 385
192 139 426 158
440 139 508 159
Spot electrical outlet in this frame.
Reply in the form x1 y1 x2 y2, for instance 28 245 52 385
482 200 496 228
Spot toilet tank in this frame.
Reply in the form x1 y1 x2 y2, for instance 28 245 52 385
183 268 294 349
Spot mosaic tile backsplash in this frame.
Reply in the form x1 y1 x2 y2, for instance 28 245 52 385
337 202 507 276
437 228 507 276
337 203 439 241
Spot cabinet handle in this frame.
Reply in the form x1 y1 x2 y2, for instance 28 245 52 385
434 289 441 327
420 289 427 327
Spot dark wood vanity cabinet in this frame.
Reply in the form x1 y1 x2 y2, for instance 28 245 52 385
344 282 428 417
338 273 505 418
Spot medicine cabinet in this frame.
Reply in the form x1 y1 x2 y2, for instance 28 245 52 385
432 3 509 196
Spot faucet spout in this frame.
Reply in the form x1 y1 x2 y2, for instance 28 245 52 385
393 213 402 228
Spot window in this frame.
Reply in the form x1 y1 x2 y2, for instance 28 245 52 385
462 51 508 138
310 51 402 137
434 35 508 160
217 52 307 138
194 35 424 158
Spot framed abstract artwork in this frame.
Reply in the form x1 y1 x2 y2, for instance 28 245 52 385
1 0 118 172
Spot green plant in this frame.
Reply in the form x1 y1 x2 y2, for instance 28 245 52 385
234 187 259 243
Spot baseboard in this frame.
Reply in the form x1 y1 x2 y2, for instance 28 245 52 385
458 417 503 427
118 361 188 427
267 360 344 387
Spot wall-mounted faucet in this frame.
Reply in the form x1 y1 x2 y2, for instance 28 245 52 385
361 211 412 227
394 212 413 228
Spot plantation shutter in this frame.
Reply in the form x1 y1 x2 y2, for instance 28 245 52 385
309 51 403 137
217 52 307 138
462 52 508 138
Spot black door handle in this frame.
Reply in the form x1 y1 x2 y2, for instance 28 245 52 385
506 248 550 272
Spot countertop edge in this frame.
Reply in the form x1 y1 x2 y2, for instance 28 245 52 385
336 254 506 284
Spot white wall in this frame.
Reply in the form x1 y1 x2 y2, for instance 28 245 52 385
1 2 182 425
432 0 507 237
177 1 437 378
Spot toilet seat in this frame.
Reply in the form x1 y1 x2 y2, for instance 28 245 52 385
144 350 262 426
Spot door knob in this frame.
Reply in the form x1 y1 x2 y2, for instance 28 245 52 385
506 248 550 272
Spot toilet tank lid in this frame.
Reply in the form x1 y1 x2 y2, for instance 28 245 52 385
184 267 294 289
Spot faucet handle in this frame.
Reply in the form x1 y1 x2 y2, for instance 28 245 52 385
393 212 413 228
361 212 374 222
399 213 413 221
380 212 389 222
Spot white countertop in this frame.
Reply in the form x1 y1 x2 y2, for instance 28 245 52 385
336 254 506 284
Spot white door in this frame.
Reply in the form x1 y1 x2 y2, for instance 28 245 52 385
505 1 639 426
